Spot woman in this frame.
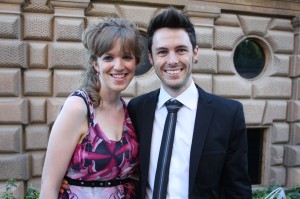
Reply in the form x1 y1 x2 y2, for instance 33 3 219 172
40 18 142 199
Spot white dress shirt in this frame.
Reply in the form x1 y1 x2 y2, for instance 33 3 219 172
146 81 198 199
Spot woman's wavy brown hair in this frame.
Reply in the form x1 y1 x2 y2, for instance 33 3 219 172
80 18 142 107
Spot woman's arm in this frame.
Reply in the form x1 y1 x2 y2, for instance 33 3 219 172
39 96 88 199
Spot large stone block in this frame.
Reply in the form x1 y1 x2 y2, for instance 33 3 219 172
239 100 266 125
23 0 53 13
262 101 287 124
122 78 136 97
0 99 28 124
239 15 271 36
53 70 83 97
24 70 52 96
193 49 217 73
270 54 289 77
47 98 66 125
25 125 49 150
23 13 53 40
284 145 300 166
270 123 289 144
290 55 300 77
217 51 235 75
30 152 45 177
0 40 27 68
0 125 22 153
86 3 119 18
265 30 294 54
290 123 300 145
29 43 48 69
0 69 20 97
30 98 46 123
269 19 293 31
136 70 160 96
213 76 251 98
118 5 158 30
293 78 300 100
27 177 41 192
48 42 85 69
0 14 19 39
270 145 284 165
214 14 240 27
214 26 244 50
269 166 286 186
286 168 300 187
194 26 213 48
287 101 300 122
193 74 213 93
0 154 30 180
55 18 84 42
253 77 292 99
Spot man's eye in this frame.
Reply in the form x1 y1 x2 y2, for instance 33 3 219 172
157 51 167 56
177 49 187 54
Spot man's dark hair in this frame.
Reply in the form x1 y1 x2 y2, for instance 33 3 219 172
147 7 197 54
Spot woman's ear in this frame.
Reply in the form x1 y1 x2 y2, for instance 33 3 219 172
93 60 99 72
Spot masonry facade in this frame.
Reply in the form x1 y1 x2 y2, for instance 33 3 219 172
0 0 299 197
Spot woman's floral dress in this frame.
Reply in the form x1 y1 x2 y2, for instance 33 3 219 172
58 90 139 199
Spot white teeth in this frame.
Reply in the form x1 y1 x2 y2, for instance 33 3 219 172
112 74 125 78
165 69 181 75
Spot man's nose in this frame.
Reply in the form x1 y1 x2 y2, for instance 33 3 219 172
167 52 179 65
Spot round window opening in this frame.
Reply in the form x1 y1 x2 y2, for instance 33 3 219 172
233 39 266 79
135 34 152 76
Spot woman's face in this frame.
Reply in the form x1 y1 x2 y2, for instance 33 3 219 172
94 38 137 94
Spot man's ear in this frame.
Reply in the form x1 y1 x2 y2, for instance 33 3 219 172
148 51 154 66
193 46 199 60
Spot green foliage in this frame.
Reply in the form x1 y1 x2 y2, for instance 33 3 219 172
0 179 39 199
252 184 300 199
24 186 39 199
0 179 17 199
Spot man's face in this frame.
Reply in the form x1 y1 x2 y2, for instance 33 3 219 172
149 28 198 97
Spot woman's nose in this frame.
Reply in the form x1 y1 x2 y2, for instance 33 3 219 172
113 58 124 70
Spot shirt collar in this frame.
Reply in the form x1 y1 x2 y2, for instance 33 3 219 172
157 81 198 110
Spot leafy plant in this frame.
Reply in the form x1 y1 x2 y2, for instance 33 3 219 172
252 184 300 199
24 186 39 199
0 179 39 199
0 179 17 199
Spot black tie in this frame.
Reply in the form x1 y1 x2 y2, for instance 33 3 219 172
153 99 183 199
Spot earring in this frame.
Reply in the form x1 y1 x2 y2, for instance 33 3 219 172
96 71 99 76
193 59 198 64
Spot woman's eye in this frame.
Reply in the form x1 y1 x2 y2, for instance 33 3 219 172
124 55 133 61
103 56 113 61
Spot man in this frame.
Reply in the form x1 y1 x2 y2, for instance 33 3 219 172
127 7 252 199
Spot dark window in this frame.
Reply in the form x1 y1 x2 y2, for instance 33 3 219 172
247 128 264 185
234 39 265 79
135 34 152 76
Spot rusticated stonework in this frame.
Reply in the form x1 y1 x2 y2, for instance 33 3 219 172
0 0 299 197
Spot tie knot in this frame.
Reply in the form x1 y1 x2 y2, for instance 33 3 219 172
165 99 183 113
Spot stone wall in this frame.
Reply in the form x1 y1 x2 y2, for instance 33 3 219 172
0 0 299 197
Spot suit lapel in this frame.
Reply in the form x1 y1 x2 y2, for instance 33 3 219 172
189 86 215 194
139 89 159 192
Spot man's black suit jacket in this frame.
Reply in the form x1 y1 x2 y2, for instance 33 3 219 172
127 84 252 199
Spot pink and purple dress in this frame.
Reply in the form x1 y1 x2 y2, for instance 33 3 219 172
58 90 139 199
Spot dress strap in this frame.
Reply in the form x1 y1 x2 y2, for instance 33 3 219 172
70 90 93 126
